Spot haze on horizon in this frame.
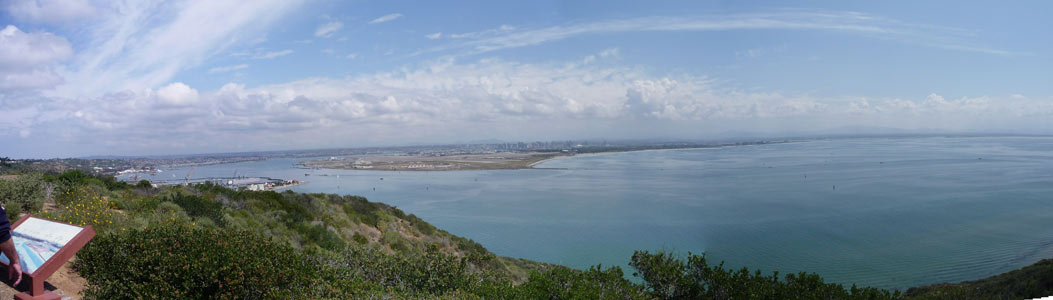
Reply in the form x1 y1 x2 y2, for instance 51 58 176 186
1 0 1050 158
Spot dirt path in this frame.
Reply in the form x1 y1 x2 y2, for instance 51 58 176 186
0 260 84 300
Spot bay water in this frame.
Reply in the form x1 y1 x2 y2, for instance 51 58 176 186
123 136 1053 290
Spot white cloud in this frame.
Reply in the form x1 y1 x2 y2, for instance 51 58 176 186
10 56 1050 156
253 49 293 59
423 11 1013 56
447 24 515 39
208 64 248 74
426 32 442 39
231 48 294 59
582 47 619 64
155 82 199 106
1 67 65 90
368 13 402 24
0 7 1040 156
0 25 73 67
315 21 343 37
52 0 304 98
3 0 96 24
736 45 786 58
0 25 73 90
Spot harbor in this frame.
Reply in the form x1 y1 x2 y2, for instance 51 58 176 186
125 175 304 191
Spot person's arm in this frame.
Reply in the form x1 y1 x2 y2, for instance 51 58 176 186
0 206 21 286
0 240 19 286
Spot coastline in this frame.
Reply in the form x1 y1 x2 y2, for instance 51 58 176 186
298 141 796 172
527 142 792 168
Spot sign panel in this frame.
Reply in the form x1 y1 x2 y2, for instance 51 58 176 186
0 217 85 274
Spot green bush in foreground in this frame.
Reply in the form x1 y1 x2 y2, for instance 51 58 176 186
506 265 652 299
629 251 900 300
320 244 475 295
76 226 314 299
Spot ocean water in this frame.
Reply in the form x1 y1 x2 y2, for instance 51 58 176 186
123 137 1053 290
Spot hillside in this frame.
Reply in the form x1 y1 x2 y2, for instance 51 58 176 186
903 259 1053 299
0 171 1049 299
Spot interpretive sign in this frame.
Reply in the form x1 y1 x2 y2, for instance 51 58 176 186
0 215 95 300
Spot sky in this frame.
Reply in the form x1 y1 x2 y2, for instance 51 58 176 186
1 0 1051 158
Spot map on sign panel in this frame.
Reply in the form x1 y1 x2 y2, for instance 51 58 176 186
0 217 84 274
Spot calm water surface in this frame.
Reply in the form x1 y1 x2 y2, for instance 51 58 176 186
125 137 1053 290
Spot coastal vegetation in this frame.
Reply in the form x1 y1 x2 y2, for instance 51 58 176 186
0 171 1050 299
903 258 1053 299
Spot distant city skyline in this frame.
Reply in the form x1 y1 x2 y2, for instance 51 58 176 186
1 0 1051 158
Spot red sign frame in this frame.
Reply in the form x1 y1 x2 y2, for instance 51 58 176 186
2 215 96 300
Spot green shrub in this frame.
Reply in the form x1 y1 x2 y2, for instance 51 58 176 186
904 258 1053 300
161 193 227 227
155 201 189 218
508 265 651 300
111 191 161 212
296 222 345 251
455 237 488 257
629 251 900 300
390 240 409 253
343 197 381 228
39 185 114 229
76 226 314 299
391 207 407 219
47 170 115 198
0 173 45 219
3 203 20 221
352 232 369 245
323 244 475 295
406 214 436 235
47 170 97 186
99 175 130 190
245 191 312 224
192 182 236 198
136 180 152 189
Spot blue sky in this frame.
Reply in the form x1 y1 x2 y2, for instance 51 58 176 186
1 0 1051 158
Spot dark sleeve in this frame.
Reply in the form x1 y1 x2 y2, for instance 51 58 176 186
0 206 10 243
